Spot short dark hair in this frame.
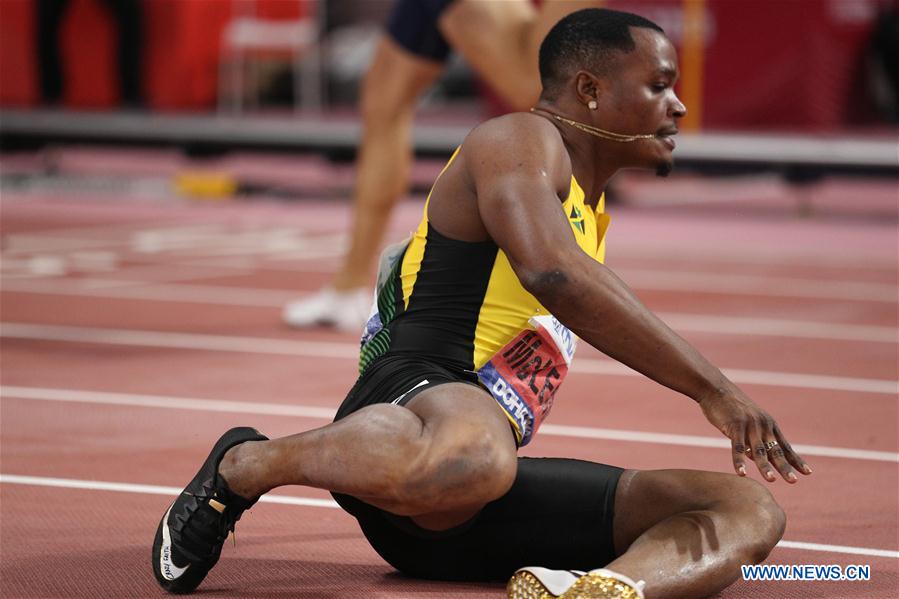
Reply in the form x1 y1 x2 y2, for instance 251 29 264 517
539 8 665 97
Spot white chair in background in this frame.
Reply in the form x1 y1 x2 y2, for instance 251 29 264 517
218 0 324 114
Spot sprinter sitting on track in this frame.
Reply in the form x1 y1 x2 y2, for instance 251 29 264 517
152 10 811 599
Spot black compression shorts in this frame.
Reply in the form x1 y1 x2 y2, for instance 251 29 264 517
332 355 625 581
386 0 456 63
335 354 481 420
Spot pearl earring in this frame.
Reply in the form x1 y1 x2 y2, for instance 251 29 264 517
588 100 598 110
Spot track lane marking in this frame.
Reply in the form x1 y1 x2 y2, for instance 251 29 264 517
3 269 896 304
5 218 896 270
3 386 895 463
655 313 897 343
775 540 899 559
3 280 895 342
1 279 296 307
1 473 896 559
613 244 898 270
0 474 338 508
2 323 896 395
617 269 897 302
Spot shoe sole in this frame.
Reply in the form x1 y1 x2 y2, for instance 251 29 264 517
507 570 641 599
507 570 559 599
151 427 267 594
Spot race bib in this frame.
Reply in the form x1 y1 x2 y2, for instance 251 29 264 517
477 314 577 446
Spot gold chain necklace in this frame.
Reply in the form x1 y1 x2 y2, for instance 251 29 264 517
530 108 656 143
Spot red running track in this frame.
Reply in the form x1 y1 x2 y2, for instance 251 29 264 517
1 184 897 598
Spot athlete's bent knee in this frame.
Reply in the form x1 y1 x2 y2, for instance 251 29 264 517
725 477 786 563
352 404 430 499
395 434 517 514
746 483 786 562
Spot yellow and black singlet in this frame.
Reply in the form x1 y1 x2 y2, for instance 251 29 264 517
357 151 610 445
359 160 610 383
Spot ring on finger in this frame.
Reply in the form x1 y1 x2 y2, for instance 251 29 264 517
745 441 779 455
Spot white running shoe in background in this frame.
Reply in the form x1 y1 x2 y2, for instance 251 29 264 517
282 287 371 332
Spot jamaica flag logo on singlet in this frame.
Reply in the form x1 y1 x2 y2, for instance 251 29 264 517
569 205 585 234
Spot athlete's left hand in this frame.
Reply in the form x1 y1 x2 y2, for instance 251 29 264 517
699 389 812 483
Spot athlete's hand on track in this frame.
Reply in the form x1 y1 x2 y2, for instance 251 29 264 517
699 389 812 483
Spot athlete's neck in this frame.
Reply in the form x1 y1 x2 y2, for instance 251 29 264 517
532 104 619 207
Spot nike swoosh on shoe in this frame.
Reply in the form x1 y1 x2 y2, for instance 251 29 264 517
159 503 190 580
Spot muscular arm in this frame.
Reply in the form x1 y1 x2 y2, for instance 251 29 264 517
464 115 811 482
467 117 721 401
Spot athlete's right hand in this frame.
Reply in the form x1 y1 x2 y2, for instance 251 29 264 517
698 387 812 483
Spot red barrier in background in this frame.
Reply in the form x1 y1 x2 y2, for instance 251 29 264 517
144 0 234 110
0 0 890 128
607 0 886 130
0 0 41 107
0 0 306 110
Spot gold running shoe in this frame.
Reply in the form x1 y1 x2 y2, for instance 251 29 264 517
507 567 646 599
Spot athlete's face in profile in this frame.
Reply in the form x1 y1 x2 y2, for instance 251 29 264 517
593 28 686 176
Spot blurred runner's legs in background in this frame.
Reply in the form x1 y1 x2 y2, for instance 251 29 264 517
283 0 596 330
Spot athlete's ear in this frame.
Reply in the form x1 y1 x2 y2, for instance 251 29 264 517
574 72 601 111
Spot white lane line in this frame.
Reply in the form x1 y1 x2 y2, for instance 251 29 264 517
4 262 898 304
569 360 898 395
3 225 219 253
612 243 898 271
0 474 339 509
0 386 338 419
3 386 896 463
0 322 357 358
776 540 899 560
72 265 255 290
1 235 121 254
537 422 898 463
8 218 897 270
619 269 897 303
654 313 897 344
1 473 896 560
1 279 295 308
3 323 895 395
3 279 896 343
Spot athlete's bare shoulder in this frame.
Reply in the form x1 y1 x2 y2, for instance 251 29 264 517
457 112 572 199
426 112 573 243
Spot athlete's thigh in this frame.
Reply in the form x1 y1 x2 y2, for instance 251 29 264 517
612 469 749 553
404 381 516 457
437 0 539 107
361 456 625 581
338 378 518 529
361 35 444 118
475 457 625 574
